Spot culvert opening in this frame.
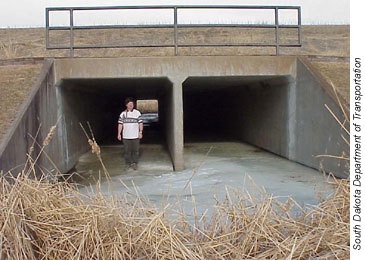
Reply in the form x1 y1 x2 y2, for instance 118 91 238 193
57 77 174 173
183 75 293 158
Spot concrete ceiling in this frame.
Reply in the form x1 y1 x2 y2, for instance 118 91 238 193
183 75 290 93
60 77 171 99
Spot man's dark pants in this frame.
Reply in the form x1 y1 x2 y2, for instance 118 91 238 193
123 138 140 165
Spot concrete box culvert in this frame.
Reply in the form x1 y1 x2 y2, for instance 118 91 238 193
0 56 349 178
182 76 292 155
182 72 348 178
56 77 174 173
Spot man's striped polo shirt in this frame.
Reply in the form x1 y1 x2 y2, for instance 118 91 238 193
118 109 143 139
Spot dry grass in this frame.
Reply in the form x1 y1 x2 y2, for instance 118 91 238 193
0 64 42 141
0 25 350 59
137 100 158 113
0 169 349 259
311 61 350 103
0 38 18 59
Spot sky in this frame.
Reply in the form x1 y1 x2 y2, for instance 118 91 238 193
0 0 350 28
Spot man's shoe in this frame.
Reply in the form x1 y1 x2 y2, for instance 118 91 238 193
131 163 138 170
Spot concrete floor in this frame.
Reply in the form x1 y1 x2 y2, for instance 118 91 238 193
72 141 334 217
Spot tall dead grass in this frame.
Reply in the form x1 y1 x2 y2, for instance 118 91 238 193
0 109 350 259
0 38 18 59
0 135 350 260
0 170 349 259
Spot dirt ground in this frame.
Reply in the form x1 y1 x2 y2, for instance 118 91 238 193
0 25 350 143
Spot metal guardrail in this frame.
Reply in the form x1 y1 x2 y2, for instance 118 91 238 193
45 5 302 57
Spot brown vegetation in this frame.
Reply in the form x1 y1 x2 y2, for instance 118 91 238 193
0 25 350 59
0 65 41 141
0 170 349 259
311 61 350 103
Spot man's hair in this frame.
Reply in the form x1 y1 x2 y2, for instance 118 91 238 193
124 97 135 106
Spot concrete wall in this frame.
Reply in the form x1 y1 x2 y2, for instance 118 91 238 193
0 60 61 176
159 78 184 170
55 80 109 171
231 76 294 157
292 59 348 177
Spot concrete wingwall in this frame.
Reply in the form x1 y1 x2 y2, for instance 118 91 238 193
0 56 349 178
293 58 348 177
0 60 60 176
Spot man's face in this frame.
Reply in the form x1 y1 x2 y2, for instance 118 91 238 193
126 101 134 111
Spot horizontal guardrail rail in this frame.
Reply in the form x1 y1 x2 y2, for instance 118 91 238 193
45 5 302 57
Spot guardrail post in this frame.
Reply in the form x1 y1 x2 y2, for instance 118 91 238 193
45 9 49 49
69 9 74 57
174 7 178 56
275 7 279 56
297 7 302 45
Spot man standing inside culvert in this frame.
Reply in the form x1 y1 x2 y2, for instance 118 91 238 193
117 97 143 170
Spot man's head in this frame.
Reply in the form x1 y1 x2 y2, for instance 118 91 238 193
125 97 135 111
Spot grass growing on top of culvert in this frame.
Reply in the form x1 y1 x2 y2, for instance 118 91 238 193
0 168 349 259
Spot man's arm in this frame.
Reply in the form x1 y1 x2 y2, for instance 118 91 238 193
138 123 143 139
137 112 143 139
117 123 123 141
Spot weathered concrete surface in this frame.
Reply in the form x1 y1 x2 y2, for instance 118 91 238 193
53 56 297 172
0 56 348 178
182 68 348 178
0 60 60 176
53 56 297 83
293 58 348 177
77 141 334 218
183 75 294 159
